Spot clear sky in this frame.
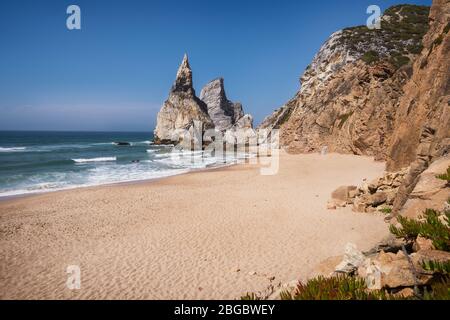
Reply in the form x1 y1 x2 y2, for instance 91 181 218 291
0 0 431 132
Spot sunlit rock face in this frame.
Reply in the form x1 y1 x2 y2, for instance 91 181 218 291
199 78 244 132
154 54 214 145
199 77 256 145
259 4 432 160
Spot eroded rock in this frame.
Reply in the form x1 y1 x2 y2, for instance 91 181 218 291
412 236 435 252
154 54 214 145
199 78 245 132
335 243 365 274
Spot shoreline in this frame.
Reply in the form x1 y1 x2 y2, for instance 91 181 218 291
0 160 241 203
0 152 390 299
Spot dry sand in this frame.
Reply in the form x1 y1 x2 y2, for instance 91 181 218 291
0 152 390 300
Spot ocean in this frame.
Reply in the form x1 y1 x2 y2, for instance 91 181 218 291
0 131 251 198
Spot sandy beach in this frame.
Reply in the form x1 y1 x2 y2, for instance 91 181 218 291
0 152 390 300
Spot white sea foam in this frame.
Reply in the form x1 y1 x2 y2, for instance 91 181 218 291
72 157 117 163
0 147 26 152
153 153 171 159
85 166 189 185
0 141 254 199
0 166 190 198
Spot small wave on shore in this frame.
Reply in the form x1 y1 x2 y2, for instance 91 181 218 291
72 157 117 163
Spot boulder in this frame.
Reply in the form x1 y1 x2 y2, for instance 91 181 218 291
352 197 368 213
412 236 435 252
358 258 382 290
398 155 450 219
366 192 388 207
331 185 357 202
411 249 450 268
367 182 379 194
335 243 365 273
381 258 418 289
409 156 449 200
348 188 360 199
352 192 387 213
358 250 434 290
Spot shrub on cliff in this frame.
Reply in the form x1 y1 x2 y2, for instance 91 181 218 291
389 209 450 252
362 51 380 65
340 5 429 69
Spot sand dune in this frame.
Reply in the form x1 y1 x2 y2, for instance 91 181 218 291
0 152 389 299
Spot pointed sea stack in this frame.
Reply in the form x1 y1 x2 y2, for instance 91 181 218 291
153 54 214 145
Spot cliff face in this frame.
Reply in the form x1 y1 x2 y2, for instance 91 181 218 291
280 58 410 160
154 55 214 145
199 78 245 132
387 0 450 171
388 0 450 214
261 5 431 160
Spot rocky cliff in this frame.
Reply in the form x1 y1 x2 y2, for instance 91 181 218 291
154 56 255 146
387 0 450 171
388 0 449 214
153 54 214 145
260 4 432 160
199 78 245 131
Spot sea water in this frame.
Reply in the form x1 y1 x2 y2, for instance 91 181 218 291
0 131 252 198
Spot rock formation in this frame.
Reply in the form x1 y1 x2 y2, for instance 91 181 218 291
387 0 450 215
397 155 450 219
249 1 449 300
260 1 448 217
153 54 214 145
199 78 256 144
327 168 408 213
199 78 245 132
154 56 256 147
259 4 432 160
387 0 450 172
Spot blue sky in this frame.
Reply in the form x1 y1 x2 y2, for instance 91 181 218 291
0 0 431 132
